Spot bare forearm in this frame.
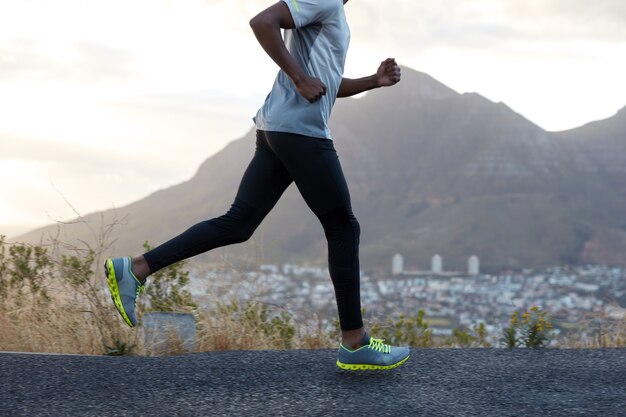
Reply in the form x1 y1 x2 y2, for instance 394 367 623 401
337 75 379 98
249 16 306 84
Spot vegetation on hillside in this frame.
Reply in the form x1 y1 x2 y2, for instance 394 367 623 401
1 229 624 355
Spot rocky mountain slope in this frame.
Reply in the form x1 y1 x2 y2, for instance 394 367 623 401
15 68 626 272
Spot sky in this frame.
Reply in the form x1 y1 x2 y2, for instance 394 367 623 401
1 0 625 238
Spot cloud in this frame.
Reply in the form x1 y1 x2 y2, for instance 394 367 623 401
0 87 257 192
68 42 137 83
347 0 626 56
493 0 626 46
0 133 187 232
0 38 50 81
1 0 625 235
502 0 626 27
1 134 159 178
0 38 137 83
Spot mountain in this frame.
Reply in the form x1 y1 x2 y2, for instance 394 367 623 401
551 106 626 266
14 68 626 272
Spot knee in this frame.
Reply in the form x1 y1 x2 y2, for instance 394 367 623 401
210 215 255 244
212 200 258 244
319 206 360 241
229 227 254 244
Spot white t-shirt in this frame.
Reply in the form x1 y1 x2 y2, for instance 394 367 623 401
253 0 350 139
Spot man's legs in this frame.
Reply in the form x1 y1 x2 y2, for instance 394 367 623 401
261 130 365 348
106 131 293 328
135 131 293 280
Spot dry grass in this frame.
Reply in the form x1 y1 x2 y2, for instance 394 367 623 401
0 260 142 355
0 300 139 355
194 306 333 352
554 310 626 348
3 289 626 355
0 295 334 355
2 226 625 354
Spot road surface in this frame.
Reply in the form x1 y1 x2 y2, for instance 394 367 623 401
1 348 625 416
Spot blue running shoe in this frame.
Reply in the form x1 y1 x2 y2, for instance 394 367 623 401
104 257 144 327
337 333 410 370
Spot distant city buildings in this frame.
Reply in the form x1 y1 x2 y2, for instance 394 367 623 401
391 253 480 276
392 254 404 275
189 261 626 342
431 255 443 274
469 256 480 276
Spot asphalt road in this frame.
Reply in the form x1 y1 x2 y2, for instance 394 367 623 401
1 348 625 417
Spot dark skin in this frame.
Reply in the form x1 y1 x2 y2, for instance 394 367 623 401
250 0 402 349
249 0 401 103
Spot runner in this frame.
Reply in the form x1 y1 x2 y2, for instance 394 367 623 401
105 0 409 370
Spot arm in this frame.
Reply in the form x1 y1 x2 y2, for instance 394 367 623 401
337 75 379 98
249 1 326 103
338 58 402 98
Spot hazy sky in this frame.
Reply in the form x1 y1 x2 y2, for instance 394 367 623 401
1 0 625 237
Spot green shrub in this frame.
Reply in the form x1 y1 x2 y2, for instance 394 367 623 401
500 306 553 349
0 236 53 305
104 339 136 356
369 309 433 348
139 241 197 313
450 323 491 348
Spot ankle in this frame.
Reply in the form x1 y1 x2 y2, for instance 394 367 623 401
131 256 150 284
341 327 366 349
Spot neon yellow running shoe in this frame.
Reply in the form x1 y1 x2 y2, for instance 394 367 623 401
104 257 144 327
337 333 410 371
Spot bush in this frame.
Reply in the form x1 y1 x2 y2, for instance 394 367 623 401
450 323 492 348
369 309 433 348
195 299 299 351
0 235 53 305
500 306 553 349
139 241 197 313
0 231 139 355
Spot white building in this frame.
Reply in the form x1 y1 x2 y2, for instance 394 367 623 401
468 256 480 276
392 254 404 275
431 254 443 274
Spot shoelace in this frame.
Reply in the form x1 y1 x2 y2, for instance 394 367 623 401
368 337 391 354
136 283 145 299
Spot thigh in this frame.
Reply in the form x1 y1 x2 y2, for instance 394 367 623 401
263 130 352 216
234 131 293 213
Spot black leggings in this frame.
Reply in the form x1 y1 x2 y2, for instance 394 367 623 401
143 130 363 330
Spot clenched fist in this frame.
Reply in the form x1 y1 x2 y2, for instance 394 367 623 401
295 75 327 103
376 58 401 87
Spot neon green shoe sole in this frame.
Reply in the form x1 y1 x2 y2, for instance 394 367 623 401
336 354 410 371
336 333 410 371
105 258 141 328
